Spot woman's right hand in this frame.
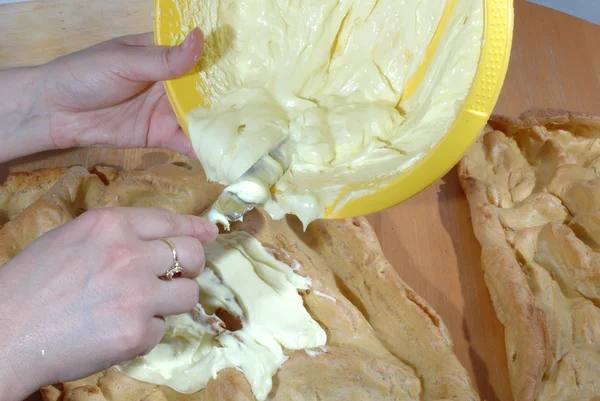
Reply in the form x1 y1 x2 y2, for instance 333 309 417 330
0 207 218 401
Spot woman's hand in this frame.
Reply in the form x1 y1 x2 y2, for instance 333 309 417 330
0 29 203 163
0 207 217 401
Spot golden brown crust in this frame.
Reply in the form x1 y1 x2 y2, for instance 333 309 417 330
1 158 478 401
0 167 106 267
459 108 600 401
489 109 600 135
0 168 69 225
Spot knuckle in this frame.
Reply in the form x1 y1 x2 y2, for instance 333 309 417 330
189 218 213 241
85 208 125 233
118 286 147 313
188 238 205 270
190 220 204 238
75 208 99 226
139 343 156 357
104 242 138 272
160 48 178 79
119 320 148 356
182 280 200 309
161 210 180 234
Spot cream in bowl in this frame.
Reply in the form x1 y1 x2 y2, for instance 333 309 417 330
185 0 484 227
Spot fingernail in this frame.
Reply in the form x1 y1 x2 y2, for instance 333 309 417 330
181 30 195 49
207 222 219 237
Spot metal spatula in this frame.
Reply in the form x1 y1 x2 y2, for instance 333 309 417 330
203 138 294 229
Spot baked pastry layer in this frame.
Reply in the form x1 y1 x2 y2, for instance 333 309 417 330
0 158 478 401
459 109 600 401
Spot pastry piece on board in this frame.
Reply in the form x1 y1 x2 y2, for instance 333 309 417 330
459 109 600 401
0 159 479 401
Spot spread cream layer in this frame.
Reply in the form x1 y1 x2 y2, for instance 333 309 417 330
117 232 327 400
186 0 484 227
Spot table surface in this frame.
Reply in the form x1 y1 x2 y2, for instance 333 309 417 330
2 1 600 400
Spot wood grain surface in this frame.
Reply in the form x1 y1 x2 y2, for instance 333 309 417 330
2 1 599 400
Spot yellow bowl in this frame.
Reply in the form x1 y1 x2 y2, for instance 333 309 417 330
154 0 513 219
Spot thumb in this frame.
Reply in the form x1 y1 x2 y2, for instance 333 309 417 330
119 28 204 83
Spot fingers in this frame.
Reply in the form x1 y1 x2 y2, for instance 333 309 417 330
139 317 168 356
144 236 206 278
117 28 204 82
145 85 196 157
153 278 200 316
121 207 218 243
162 128 196 158
118 32 154 47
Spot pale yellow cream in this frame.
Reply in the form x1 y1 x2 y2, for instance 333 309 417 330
117 232 326 400
186 0 483 227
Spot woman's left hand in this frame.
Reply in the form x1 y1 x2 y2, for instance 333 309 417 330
0 28 203 163
44 28 203 156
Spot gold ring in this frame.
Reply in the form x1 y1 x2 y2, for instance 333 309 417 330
160 239 183 280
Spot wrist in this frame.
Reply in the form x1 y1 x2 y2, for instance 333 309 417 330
0 321 37 401
0 353 34 401
0 65 57 163
0 274 42 401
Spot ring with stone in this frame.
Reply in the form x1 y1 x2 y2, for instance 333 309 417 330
160 239 183 280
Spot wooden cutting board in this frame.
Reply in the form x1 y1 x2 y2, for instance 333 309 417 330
2 1 600 400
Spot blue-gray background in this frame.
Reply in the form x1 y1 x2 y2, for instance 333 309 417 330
528 0 599 26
